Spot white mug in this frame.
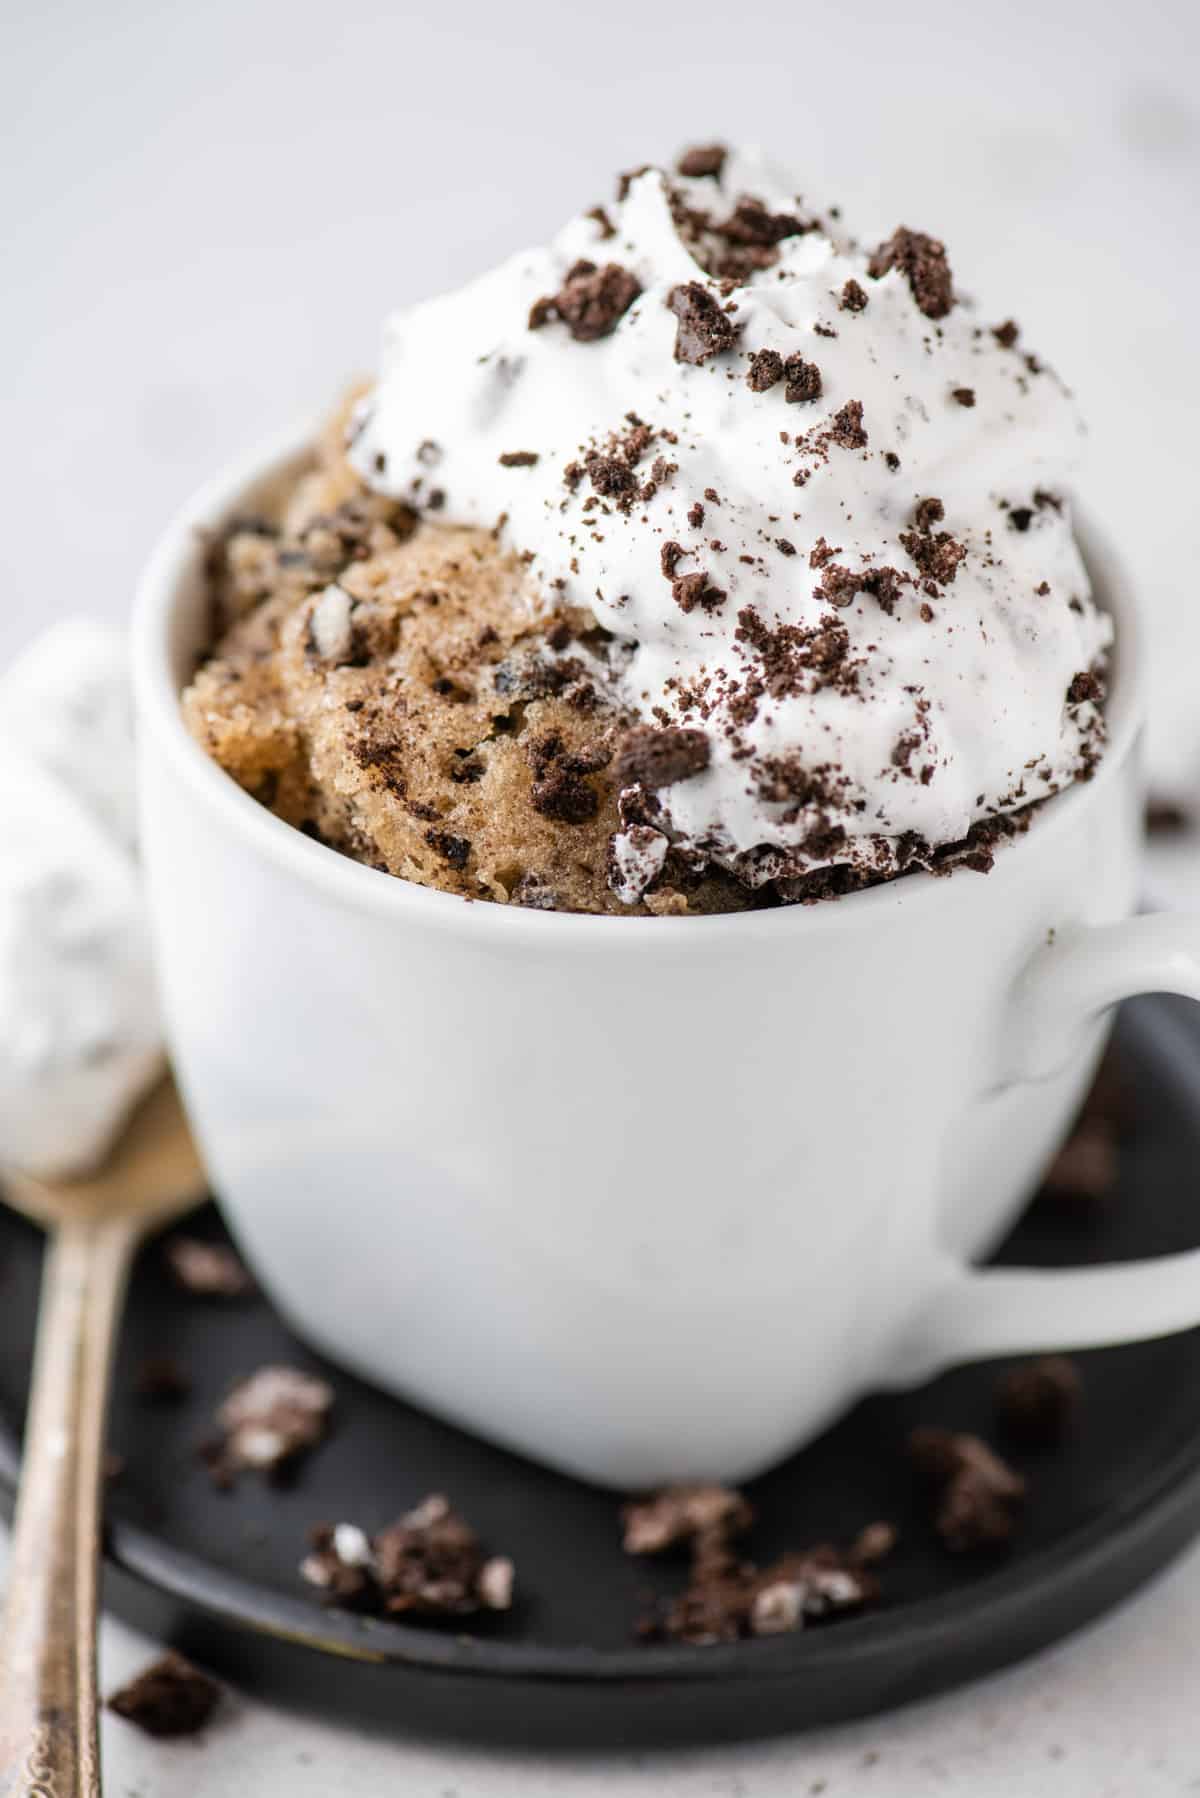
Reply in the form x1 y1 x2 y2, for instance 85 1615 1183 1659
134 437 1200 1489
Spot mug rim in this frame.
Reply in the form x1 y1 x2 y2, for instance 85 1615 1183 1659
133 426 1143 948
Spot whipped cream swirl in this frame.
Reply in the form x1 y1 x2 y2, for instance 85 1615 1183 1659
351 146 1109 887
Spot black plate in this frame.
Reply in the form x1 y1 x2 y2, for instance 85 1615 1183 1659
3 994 1200 1748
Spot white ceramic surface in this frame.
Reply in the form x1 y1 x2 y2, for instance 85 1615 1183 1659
133 439 1200 1488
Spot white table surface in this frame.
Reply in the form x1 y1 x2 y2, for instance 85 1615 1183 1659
5 0 1200 1789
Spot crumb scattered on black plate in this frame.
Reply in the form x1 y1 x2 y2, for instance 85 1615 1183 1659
164 1235 255 1299
995 1356 1082 1451
300 1494 515 1619
626 1482 892 1644
135 1354 192 1404
909 1428 1026 1553
203 1365 334 1487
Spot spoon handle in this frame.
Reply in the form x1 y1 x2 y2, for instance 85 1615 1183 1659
0 1213 138 1798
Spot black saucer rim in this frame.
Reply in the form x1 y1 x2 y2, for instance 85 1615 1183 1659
2 995 1200 1706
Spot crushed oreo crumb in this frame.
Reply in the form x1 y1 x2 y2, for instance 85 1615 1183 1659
672 569 727 613
107 1653 221 1738
1146 797 1192 835
205 1365 334 1486
301 1496 515 1620
163 1236 255 1300
840 278 868 312
676 143 728 179
1038 1115 1118 1204
951 387 976 407
498 450 539 467
909 1428 1026 1553
526 730 606 823
615 724 711 789
784 354 822 404
529 261 641 341
828 400 867 448
746 348 784 392
621 1483 753 1555
627 1482 882 1645
995 1356 1082 1451
135 1355 191 1404
867 228 954 319
667 281 742 365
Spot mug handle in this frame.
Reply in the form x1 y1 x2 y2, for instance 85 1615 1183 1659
893 912 1200 1384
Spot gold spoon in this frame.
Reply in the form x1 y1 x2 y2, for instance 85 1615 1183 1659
0 1076 205 1797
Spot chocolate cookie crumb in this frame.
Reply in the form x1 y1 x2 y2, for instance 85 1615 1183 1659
848 1520 899 1567
746 349 784 392
1146 797 1192 835
374 1495 514 1617
900 499 967 586
828 400 867 448
992 319 1020 348
135 1355 191 1404
867 228 954 319
164 1236 255 1300
951 387 976 407
107 1652 221 1738
300 1522 377 1608
996 1356 1082 1451
424 828 471 870
615 725 711 789
1067 670 1103 707
840 278 868 312
498 450 539 467
621 1483 753 1555
667 281 742 365
302 1498 515 1620
676 143 728 179
207 1365 334 1485
529 261 642 341
526 730 605 824
1038 1117 1118 1203
784 354 823 404
672 569 726 613
909 1428 1026 1552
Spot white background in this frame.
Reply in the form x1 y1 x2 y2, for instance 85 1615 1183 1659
4 0 1200 1790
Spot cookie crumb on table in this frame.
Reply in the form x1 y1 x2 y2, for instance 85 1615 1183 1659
106 1651 221 1738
